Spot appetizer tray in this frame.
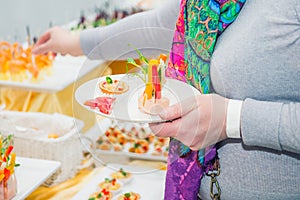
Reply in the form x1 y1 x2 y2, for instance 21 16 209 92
0 55 104 93
75 74 201 123
71 163 166 200
85 118 169 162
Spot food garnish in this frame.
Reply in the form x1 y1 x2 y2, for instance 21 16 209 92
120 168 127 177
106 76 113 84
99 76 129 95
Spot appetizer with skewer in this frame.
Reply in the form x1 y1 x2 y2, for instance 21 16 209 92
0 134 20 200
127 53 170 115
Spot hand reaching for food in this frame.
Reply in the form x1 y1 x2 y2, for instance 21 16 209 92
32 26 83 56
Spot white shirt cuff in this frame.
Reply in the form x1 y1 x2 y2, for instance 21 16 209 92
226 99 243 138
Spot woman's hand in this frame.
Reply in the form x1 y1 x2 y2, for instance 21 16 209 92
32 26 83 56
149 94 229 150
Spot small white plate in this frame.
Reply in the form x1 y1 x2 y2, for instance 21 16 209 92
75 74 201 123
13 157 61 200
71 163 166 200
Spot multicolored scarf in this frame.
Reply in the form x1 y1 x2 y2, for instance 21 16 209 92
165 0 246 199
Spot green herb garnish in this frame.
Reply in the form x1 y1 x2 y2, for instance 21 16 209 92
134 143 141 148
124 193 131 198
97 193 102 198
106 76 113 84
126 45 152 83
120 168 127 176
126 58 147 83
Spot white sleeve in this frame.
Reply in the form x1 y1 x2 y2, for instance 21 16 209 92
226 99 243 138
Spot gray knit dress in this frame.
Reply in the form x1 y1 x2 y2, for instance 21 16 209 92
80 0 300 199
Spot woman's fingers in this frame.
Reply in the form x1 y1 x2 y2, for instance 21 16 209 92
149 120 179 138
32 42 51 55
159 95 200 121
32 32 52 54
150 108 202 148
35 30 51 46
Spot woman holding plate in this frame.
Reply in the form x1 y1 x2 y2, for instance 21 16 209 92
33 0 300 199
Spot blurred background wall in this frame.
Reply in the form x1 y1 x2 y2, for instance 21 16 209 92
0 0 163 43
0 0 100 42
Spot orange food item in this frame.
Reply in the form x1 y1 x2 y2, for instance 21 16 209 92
152 146 163 156
96 135 112 150
111 168 132 180
158 54 168 63
0 135 18 200
98 178 121 191
113 143 124 152
117 192 140 200
128 140 149 154
0 41 54 81
89 188 113 200
48 133 59 139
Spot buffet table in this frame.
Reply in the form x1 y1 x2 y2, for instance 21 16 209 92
26 159 167 200
0 1 169 198
0 59 168 200
0 57 112 132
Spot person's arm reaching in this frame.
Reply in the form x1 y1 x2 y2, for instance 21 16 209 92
81 0 180 60
33 0 180 60
32 27 83 56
